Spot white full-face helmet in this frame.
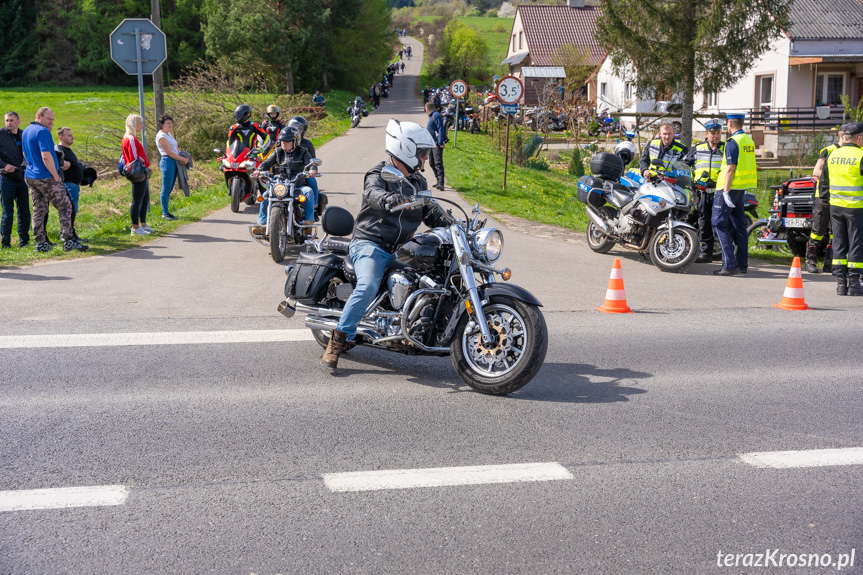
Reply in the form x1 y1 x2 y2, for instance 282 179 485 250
386 118 434 174
614 140 636 165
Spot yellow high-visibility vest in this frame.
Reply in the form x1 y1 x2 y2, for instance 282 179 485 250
718 131 757 190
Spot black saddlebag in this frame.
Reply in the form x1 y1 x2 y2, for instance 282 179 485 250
284 251 343 304
577 176 606 208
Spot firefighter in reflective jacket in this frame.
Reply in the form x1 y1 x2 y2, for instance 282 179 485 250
819 121 863 296
640 122 688 178
685 119 725 262
712 113 757 276
805 130 845 273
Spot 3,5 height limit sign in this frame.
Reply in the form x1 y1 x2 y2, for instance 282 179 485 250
496 75 523 190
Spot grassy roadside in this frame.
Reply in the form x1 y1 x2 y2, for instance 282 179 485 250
0 88 357 268
446 131 797 264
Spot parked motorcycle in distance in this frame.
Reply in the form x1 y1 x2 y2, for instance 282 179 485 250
279 167 548 395
347 97 369 129
214 142 261 213
588 110 620 137
251 159 327 263
577 153 699 272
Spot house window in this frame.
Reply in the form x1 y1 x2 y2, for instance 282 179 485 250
707 92 717 108
816 73 846 106
512 34 516 53
519 32 523 50
600 82 607 99
625 82 632 101
757 75 774 107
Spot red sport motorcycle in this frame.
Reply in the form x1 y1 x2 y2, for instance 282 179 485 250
215 139 262 213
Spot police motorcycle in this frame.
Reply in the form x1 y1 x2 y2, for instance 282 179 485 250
348 97 369 129
251 159 326 263
278 168 548 396
577 152 700 272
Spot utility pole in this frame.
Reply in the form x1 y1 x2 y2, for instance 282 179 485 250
151 0 165 121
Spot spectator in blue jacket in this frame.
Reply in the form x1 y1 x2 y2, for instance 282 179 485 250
425 102 446 190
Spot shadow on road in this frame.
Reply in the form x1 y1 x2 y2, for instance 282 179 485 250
110 246 182 260
172 233 246 244
0 272 73 281
520 362 651 403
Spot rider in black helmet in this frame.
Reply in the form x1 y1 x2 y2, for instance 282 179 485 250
228 104 267 151
286 116 321 225
251 126 318 233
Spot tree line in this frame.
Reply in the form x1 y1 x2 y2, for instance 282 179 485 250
0 0 394 94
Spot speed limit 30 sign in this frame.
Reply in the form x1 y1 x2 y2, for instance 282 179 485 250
450 79 468 99
496 75 524 105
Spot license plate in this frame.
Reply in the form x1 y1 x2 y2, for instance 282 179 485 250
784 217 810 228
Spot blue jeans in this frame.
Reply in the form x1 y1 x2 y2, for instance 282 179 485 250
1 176 31 246
304 179 318 222
258 186 313 225
64 183 80 213
336 240 390 339
159 156 178 215
712 190 748 270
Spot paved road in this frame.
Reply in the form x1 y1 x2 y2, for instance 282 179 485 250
2 39 863 574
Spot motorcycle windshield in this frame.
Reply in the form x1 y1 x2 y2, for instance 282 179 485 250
229 139 250 162
665 160 693 189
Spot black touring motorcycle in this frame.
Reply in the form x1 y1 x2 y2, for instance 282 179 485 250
278 167 548 395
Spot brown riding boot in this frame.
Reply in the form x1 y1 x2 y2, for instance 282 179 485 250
321 329 348 369
303 220 316 238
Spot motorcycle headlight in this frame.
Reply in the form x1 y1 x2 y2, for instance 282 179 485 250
273 183 288 198
472 228 503 263
674 190 688 205
241 160 257 169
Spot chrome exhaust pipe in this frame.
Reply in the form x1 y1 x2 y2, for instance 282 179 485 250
304 316 384 341
754 238 788 246
295 301 344 317
585 206 609 233
277 299 296 318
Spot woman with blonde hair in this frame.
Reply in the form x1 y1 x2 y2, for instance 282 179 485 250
121 113 152 235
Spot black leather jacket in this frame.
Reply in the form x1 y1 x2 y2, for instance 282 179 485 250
353 160 448 252
0 128 25 181
259 146 312 187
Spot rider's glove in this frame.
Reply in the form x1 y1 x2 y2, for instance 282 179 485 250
723 192 735 208
385 193 412 211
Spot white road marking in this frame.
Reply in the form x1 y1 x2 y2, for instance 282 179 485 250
739 447 863 469
0 485 129 512
323 462 574 492
0 329 314 349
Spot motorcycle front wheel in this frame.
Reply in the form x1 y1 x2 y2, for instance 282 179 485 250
351 115 359 128
649 227 699 272
229 178 242 213
451 296 548 396
270 205 287 263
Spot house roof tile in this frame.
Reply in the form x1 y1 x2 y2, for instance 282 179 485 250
788 0 863 40
517 5 604 67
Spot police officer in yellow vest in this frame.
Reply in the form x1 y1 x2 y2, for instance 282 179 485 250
684 118 725 262
820 121 863 296
804 130 845 273
640 122 688 178
712 113 756 276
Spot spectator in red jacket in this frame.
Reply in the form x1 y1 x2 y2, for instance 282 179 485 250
121 113 152 236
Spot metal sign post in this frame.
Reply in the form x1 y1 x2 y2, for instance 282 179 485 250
450 79 467 149
110 18 167 152
496 76 524 191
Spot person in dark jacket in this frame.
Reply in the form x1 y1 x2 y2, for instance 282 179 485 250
251 126 317 232
425 102 446 190
321 119 447 370
0 111 30 248
640 123 688 177
287 115 321 224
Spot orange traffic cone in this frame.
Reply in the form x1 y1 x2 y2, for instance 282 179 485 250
774 257 809 311
597 258 633 313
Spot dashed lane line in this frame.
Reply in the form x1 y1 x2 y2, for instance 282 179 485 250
0 485 129 512
323 462 574 492
0 329 315 349
739 447 863 469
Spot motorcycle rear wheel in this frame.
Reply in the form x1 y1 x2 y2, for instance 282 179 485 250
586 209 616 254
229 178 242 213
270 206 287 263
450 296 548 396
649 227 699 272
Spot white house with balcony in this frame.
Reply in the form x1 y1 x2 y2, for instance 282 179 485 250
593 0 863 160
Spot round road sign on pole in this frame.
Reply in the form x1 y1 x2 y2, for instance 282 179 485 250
496 75 524 105
450 79 468 99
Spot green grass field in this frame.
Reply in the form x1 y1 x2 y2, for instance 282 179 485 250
459 17 514 76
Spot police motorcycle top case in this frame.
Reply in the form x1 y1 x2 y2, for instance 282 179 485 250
577 153 699 273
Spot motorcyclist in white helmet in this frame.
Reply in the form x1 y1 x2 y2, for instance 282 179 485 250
321 119 449 370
